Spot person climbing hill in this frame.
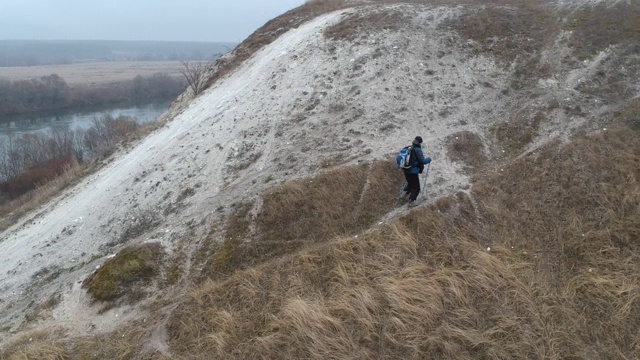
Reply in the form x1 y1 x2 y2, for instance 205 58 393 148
400 136 431 207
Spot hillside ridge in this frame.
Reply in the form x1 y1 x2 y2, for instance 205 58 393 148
1 0 638 358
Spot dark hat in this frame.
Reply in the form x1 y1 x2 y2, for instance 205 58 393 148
414 136 423 143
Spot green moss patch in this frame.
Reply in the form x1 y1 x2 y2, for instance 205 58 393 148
84 242 164 302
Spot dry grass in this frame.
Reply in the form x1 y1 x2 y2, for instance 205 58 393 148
442 1 558 90
574 42 640 101
165 123 639 359
445 131 487 172
444 1 557 62
199 160 404 281
67 321 167 360
618 98 640 131
324 10 410 42
258 160 402 243
3 2 640 358
564 2 640 61
0 330 68 360
564 3 640 100
83 242 164 303
5 124 638 359
492 111 546 154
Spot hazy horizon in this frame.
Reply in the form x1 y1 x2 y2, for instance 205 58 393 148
0 0 305 43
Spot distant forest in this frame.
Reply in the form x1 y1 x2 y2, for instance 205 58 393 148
0 40 236 66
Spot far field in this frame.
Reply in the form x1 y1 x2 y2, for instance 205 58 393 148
0 61 185 85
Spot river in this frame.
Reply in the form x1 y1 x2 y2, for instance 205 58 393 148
0 100 171 139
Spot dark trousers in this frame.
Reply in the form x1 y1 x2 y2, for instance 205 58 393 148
404 172 420 201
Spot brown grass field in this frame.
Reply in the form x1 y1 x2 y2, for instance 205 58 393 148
0 61 184 86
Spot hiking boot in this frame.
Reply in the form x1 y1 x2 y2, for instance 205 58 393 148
408 200 419 208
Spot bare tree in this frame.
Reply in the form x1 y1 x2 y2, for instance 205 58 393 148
179 60 208 96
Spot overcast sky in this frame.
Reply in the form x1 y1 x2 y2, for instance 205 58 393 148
0 0 306 43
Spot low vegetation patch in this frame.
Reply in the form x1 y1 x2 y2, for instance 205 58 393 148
0 329 69 360
445 130 487 172
258 160 402 243
199 202 253 279
198 161 403 281
442 1 558 90
83 242 164 303
443 2 557 63
618 97 640 131
492 111 545 153
564 2 640 61
574 43 640 101
324 10 410 42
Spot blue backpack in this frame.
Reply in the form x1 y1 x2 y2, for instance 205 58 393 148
396 145 414 169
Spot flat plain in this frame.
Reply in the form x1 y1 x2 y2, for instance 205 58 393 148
0 61 184 85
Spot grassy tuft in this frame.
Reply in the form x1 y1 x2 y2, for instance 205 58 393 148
0 329 68 360
83 242 164 302
492 111 545 154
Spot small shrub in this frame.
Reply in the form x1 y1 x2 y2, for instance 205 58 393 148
0 157 74 199
84 242 164 302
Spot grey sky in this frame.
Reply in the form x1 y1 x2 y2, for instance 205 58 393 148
0 0 306 42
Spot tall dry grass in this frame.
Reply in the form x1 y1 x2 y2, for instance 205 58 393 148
198 160 404 281
0 330 68 360
4 125 638 359
165 124 639 359
3 1 640 356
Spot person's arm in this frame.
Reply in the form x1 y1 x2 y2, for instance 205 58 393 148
415 147 431 164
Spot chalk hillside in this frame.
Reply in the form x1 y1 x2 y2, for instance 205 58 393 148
1 0 638 359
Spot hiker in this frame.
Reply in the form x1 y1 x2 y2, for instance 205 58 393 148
402 136 431 207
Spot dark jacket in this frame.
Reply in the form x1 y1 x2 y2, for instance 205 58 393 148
406 139 431 175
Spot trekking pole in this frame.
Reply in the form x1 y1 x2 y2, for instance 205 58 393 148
420 162 431 200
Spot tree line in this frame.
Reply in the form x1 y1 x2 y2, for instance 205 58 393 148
0 115 145 201
0 73 185 116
